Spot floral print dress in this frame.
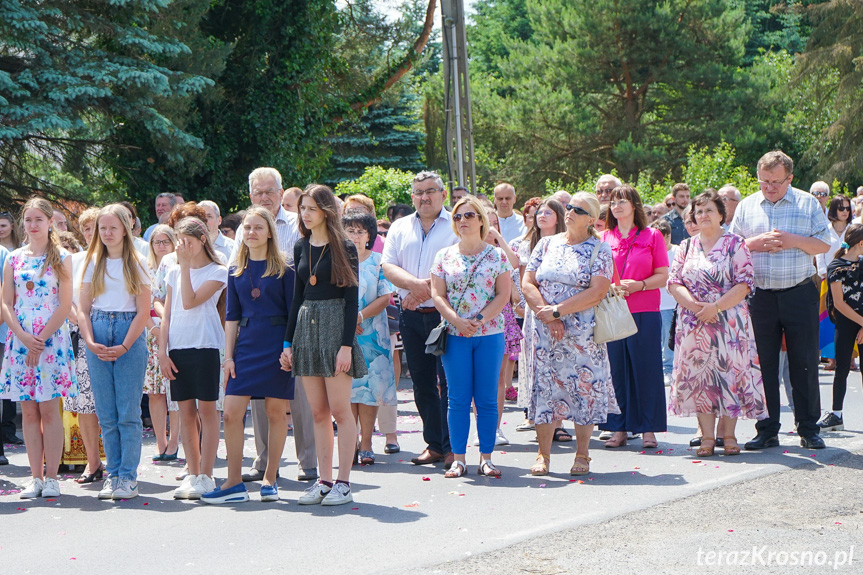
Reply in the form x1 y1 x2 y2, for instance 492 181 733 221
351 252 397 406
0 249 78 402
668 233 767 419
524 235 620 425
144 254 178 410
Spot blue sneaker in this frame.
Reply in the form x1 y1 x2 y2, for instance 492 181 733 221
260 483 279 502
200 482 249 504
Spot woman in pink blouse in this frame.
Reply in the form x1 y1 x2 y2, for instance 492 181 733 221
599 185 670 449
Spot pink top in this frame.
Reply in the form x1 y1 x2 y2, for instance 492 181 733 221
372 235 385 254
602 226 669 313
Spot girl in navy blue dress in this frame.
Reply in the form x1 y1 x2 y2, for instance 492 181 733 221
202 207 295 504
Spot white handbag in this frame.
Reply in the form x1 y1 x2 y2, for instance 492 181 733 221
589 241 638 344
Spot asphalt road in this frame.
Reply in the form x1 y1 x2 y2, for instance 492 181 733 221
2 368 862 574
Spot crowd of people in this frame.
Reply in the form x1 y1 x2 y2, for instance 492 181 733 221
0 149 855 505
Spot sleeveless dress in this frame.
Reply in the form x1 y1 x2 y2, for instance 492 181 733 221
0 248 78 402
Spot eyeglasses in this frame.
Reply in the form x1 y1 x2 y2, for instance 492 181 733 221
536 209 555 217
250 189 280 198
665 202 674 208
411 188 444 197
609 200 630 208
152 240 172 247
565 204 590 216
757 175 791 188
345 228 369 236
452 211 478 222
837 206 851 211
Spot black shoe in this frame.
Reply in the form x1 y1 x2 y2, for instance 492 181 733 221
242 469 264 482
816 411 844 432
4 434 23 445
0 455 8 465
690 437 724 448
800 435 826 449
744 434 779 450
298 469 318 481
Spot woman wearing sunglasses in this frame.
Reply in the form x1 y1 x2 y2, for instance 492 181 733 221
816 195 854 374
522 193 619 475
430 196 512 478
599 185 669 450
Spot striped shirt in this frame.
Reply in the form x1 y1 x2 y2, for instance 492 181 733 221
729 186 830 290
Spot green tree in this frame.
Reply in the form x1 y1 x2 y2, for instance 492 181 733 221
0 0 214 209
334 166 415 217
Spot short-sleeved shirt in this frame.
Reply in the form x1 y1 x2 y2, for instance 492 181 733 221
381 208 458 307
83 256 151 312
166 262 228 351
729 186 830 290
499 213 527 243
430 244 512 337
602 226 669 313
826 256 863 320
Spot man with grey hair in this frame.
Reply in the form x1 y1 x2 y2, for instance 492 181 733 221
233 167 318 483
550 190 572 207
199 200 235 262
718 184 742 230
595 174 622 205
144 192 179 240
810 181 830 213
382 170 458 466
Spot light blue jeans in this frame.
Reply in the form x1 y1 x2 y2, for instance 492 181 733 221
441 333 505 455
660 308 675 376
86 311 147 481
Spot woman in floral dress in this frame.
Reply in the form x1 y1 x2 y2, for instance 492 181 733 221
343 209 395 465
668 190 767 457
1 197 77 498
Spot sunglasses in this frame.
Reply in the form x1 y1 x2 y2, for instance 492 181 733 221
837 206 851 211
452 211 478 222
565 204 590 216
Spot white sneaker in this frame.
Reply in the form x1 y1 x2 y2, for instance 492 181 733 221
176 466 189 481
471 434 480 447
191 475 215 500
41 477 60 497
297 480 331 505
495 428 510 446
321 482 353 506
112 478 138 499
98 477 118 499
173 474 198 500
598 430 613 441
19 478 44 499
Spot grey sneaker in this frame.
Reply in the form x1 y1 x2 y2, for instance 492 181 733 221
112 478 138 499
321 482 353 506
19 478 44 499
98 477 118 499
41 477 61 497
297 480 331 505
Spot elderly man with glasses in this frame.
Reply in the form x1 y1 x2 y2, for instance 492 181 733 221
382 171 458 466
810 181 830 213
594 174 621 206
718 185 742 230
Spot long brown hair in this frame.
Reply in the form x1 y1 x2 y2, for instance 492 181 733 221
298 184 358 288
526 199 566 252
174 217 223 267
233 207 286 278
0 212 21 249
20 197 67 279
606 185 648 231
835 223 863 261
83 204 148 298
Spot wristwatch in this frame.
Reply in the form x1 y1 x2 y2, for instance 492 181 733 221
552 306 561 319
475 313 484 323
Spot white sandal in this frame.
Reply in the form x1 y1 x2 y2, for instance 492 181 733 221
444 460 467 478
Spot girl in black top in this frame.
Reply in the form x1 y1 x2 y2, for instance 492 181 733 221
824 223 863 431
281 184 366 506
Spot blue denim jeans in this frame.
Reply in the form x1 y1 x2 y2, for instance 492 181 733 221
86 311 147 481
441 333 504 455
660 308 675 375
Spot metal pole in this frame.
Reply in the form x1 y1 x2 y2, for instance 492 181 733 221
447 17 465 188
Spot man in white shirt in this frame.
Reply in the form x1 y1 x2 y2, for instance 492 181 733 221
235 167 317 482
494 183 527 243
198 200 236 263
382 171 458 466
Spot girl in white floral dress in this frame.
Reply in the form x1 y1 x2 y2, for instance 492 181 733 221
0 197 77 498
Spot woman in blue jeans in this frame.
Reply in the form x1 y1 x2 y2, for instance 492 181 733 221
79 204 151 500
431 196 512 478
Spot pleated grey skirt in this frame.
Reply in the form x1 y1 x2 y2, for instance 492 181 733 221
293 299 368 379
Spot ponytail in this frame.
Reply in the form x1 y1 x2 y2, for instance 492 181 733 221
835 223 863 261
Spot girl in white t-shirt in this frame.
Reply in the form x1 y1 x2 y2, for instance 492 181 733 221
79 204 151 500
158 217 227 500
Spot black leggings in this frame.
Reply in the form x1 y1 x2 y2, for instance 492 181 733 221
832 312 861 411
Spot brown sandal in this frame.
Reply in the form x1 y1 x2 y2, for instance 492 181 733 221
530 455 550 476
723 436 741 456
570 454 591 476
696 438 716 457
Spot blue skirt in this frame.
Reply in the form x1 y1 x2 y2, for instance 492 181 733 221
600 311 667 433
227 316 294 400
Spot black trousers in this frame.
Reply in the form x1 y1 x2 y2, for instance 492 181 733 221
750 282 821 437
400 309 451 455
832 311 860 411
